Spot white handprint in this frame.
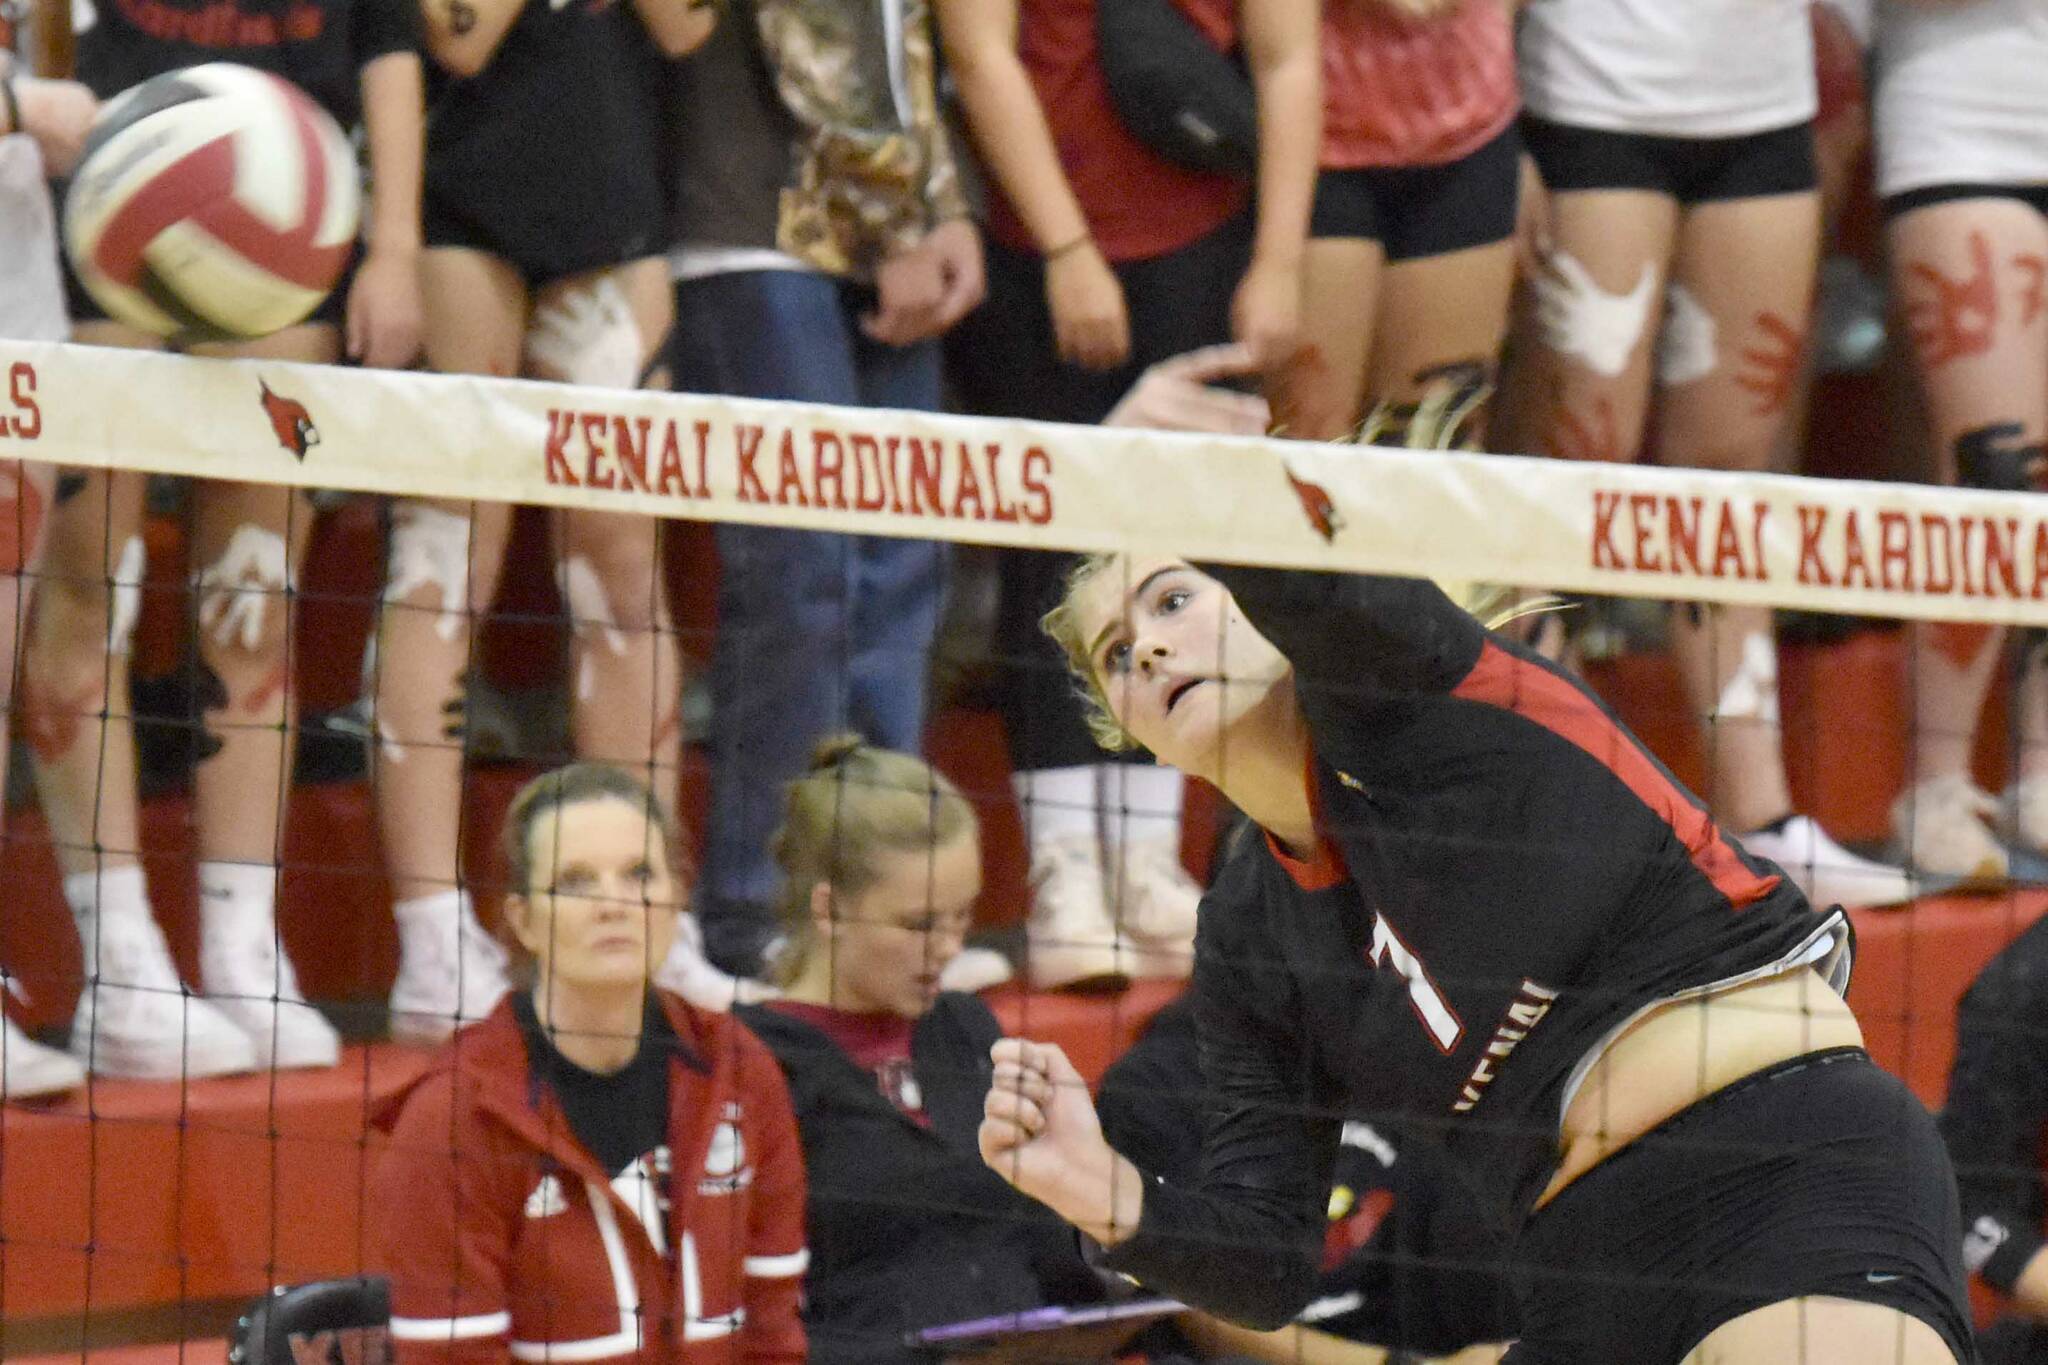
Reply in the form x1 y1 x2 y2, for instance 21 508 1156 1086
196 525 291 652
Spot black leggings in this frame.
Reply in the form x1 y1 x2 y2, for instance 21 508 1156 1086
945 212 1252 772
1506 1048 1975 1365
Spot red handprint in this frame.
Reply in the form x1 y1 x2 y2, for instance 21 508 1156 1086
1903 230 1999 371
1734 311 1807 417
1547 396 1624 464
2015 254 2046 328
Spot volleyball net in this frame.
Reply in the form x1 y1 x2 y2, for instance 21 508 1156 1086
1 335 2044 1360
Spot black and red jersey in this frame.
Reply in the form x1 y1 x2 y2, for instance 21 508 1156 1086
75 0 415 123
1097 566 1849 1329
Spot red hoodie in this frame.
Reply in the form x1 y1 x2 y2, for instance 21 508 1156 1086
371 993 808 1365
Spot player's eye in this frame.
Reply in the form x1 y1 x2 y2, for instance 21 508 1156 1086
1103 639 1132 675
1157 586 1189 614
553 868 595 894
628 861 655 885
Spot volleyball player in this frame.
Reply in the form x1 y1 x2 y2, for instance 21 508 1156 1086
370 0 712 1043
21 0 423 1078
1497 0 1915 911
939 0 1317 989
0 45 90 1098
977 541 1975 1360
1272 0 1519 450
1874 0 2048 880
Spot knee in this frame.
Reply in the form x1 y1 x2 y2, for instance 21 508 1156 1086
557 539 666 640
194 524 294 663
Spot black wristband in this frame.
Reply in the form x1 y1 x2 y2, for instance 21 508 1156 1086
1 79 21 141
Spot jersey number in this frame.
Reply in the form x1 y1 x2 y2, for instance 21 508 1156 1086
1368 917 1463 1053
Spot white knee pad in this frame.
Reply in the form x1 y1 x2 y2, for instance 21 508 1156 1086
385 505 473 642
1533 251 1658 379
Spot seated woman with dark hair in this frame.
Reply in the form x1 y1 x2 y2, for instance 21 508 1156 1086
371 764 809 1365
738 736 1109 1365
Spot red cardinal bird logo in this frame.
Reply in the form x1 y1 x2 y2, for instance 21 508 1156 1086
1285 466 1342 542
258 381 320 460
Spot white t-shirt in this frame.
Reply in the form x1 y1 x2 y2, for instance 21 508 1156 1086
0 137 69 343
1874 0 2048 198
1518 0 1818 139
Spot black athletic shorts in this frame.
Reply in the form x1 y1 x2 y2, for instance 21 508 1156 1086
1504 1047 1976 1365
421 192 665 289
1522 116 1817 206
1884 182 2048 222
61 236 357 336
1310 121 1521 260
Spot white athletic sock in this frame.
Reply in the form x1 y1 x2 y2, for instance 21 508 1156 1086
394 888 471 937
63 863 151 924
198 860 279 934
1100 763 1185 858
64 864 155 981
1012 766 1099 847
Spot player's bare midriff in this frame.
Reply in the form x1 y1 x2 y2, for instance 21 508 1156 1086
1535 967 1864 1211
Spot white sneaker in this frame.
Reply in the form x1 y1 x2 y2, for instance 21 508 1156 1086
1892 776 2008 883
69 922 258 1080
201 927 342 1071
1106 837 1199 980
937 947 1014 995
390 898 513 1046
1742 814 1919 909
1024 834 1133 992
0 979 85 1100
654 914 779 1012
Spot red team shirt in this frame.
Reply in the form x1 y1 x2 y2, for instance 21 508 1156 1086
1318 0 1517 169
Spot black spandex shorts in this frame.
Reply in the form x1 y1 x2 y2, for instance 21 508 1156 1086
422 192 665 290
1310 121 1521 260
1504 1048 1975 1365
1522 116 1817 206
1884 182 2048 222
61 236 356 336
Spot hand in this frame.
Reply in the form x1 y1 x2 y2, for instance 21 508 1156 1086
923 218 986 334
862 241 947 347
1105 343 1272 434
1513 151 1551 282
345 246 423 369
14 78 100 177
1045 242 1130 370
1231 256 1302 369
981 1038 1141 1243
526 275 645 388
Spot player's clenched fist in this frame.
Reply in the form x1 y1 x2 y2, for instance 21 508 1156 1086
979 1038 1147 1246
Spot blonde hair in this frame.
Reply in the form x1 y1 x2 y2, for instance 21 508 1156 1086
769 734 978 985
499 763 687 982
1040 557 1561 752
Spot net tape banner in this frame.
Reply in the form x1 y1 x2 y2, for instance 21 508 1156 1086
3 339 2044 626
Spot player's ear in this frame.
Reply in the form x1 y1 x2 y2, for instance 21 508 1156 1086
501 890 544 958
809 880 836 937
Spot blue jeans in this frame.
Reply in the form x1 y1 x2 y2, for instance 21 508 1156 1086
671 270 948 972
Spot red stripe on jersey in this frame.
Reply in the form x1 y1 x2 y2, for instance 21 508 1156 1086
1451 640 1781 909
91 135 239 285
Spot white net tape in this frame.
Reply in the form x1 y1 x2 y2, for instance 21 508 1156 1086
3 337 2043 625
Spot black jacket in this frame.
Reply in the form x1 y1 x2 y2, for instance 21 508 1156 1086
1098 566 1848 1328
739 995 1101 1365
1941 913 2048 1295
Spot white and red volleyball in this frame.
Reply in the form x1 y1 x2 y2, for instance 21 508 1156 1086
62 64 360 341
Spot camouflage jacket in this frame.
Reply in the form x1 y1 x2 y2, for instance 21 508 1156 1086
670 0 969 280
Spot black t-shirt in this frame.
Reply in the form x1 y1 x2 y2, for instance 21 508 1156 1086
75 0 417 125
421 0 667 277
513 990 676 1177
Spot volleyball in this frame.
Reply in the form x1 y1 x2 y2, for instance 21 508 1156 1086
62 63 360 341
